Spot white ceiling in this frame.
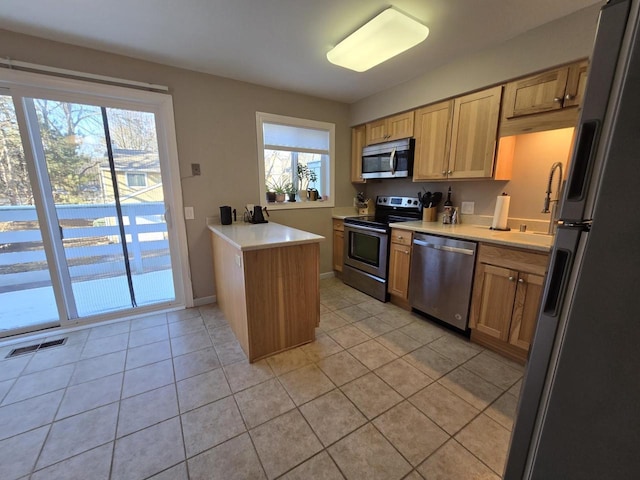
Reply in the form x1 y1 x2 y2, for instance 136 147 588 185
0 0 602 103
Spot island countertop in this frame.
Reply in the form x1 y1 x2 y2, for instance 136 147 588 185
208 221 324 251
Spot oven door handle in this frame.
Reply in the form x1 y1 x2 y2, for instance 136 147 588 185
346 224 388 234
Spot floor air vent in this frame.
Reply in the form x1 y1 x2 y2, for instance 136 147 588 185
5 337 68 358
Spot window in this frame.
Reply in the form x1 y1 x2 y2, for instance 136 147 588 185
257 112 335 208
126 172 147 187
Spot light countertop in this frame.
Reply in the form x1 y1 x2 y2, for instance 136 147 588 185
332 206 359 220
389 221 554 252
208 221 324 251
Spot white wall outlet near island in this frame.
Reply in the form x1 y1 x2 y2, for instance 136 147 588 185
184 206 195 220
461 201 475 214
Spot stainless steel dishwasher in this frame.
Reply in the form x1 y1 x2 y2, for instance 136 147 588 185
409 233 477 331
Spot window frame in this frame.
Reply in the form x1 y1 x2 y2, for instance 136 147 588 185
256 112 335 210
126 171 148 188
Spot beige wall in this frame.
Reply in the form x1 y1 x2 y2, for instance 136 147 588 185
0 28 355 302
350 3 603 125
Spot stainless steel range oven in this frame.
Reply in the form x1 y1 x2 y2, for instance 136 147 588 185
343 196 421 301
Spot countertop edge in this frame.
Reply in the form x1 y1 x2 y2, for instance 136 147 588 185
389 221 553 253
208 222 324 251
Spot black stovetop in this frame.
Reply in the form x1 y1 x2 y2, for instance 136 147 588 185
344 196 421 229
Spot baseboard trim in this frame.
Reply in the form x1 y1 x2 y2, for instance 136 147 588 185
193 295 216 307
320 271 335 280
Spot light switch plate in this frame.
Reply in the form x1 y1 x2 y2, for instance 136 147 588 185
184 206 195 220
461 201 475 214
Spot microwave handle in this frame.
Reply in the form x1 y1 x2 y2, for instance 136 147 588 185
390 148 396 174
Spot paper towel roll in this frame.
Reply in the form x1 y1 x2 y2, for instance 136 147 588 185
491 194 511 230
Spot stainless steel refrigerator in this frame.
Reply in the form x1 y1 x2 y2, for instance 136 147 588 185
505 0 640 478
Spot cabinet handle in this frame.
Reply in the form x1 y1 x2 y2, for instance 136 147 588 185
404 250 410 255
508 276 515 282
553 97 562 103
518 278 524 284
397 236 403 239
442 171 447 176
565 93 575 101
447 170 453 175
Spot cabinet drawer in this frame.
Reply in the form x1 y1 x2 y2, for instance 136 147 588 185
478 243 549 276
390 229 412 246
333 219 344 232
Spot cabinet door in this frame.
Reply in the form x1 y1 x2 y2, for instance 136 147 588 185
563 61 589 108
509 272 544 350
385 111 415 141
333 219 344 272
333 229 344 272
448 86 501 179
388 242 411 299
365 111 414 145
472 263 517 340
351 125 367 183
412 101 452 181
504 67 569 118
365 118 388 145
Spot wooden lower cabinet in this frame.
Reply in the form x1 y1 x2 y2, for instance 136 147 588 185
211 232 319 362
470 243 549 363
388 229 412 307
333 219 344 272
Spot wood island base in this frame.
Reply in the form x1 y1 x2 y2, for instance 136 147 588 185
210 229 320 362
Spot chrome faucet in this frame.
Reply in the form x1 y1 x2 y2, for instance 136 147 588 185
542 162 564 235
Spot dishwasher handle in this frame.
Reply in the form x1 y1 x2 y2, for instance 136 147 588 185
413 239 475 256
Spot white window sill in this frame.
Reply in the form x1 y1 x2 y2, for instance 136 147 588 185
264 199 335 210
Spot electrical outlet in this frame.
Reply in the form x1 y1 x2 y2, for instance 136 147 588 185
184 206 194 220
191 163 201 176
461 201 475 214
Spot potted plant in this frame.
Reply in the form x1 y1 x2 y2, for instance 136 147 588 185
284 182 298 202
265 183 276 203
267 177 288 202
307 169 319 201
296 164 310 201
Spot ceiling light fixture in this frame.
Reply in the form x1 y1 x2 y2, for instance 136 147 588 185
326 7 429 72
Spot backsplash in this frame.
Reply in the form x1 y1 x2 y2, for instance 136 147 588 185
360 128 574 225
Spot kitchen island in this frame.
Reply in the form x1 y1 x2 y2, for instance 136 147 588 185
208 222 324 362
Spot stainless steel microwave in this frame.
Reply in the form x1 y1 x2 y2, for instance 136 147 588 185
361 137 414 179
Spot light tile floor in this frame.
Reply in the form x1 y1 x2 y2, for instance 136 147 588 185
0 277 524 480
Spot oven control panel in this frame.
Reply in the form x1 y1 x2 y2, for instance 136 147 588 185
376 196 420 208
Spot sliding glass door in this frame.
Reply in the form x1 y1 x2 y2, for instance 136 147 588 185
0 93 60 335
0 71 189 338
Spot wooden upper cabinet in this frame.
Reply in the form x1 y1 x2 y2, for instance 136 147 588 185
499 60 588 137
350 125 366 183
448 85 502 179
503 60 589 119
506 68 569 118
365 111 414 145
412 101 453 181
413 86 501 181
564 60 589 108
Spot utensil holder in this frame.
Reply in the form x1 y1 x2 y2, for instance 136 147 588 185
423 207 437 222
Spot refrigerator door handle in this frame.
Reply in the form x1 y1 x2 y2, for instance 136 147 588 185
566 120 599 202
